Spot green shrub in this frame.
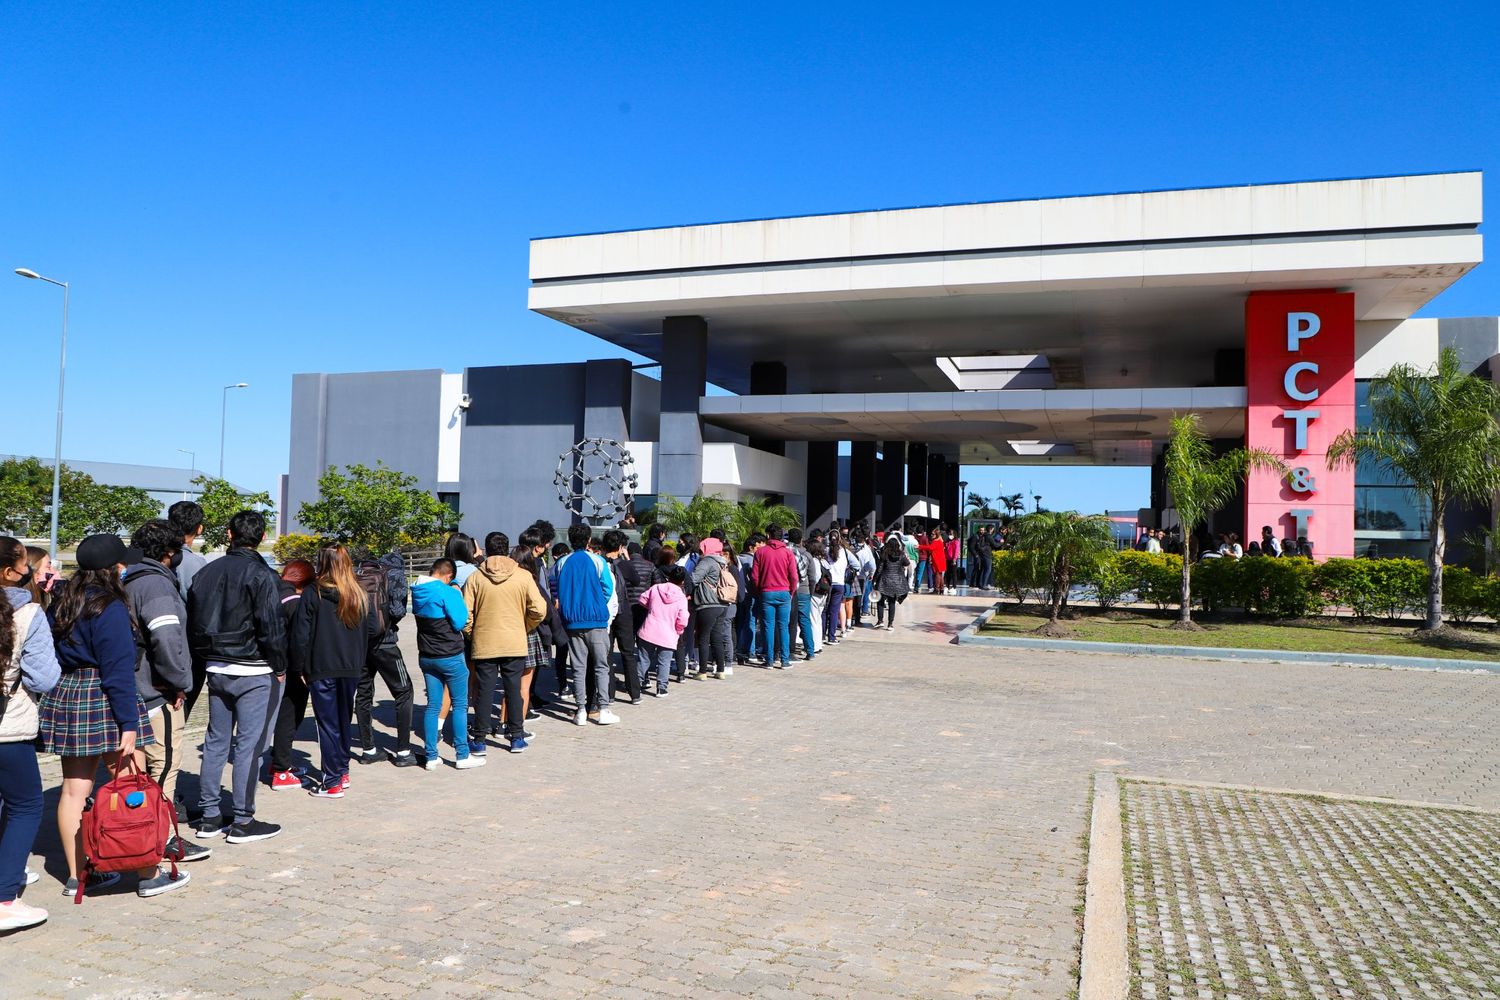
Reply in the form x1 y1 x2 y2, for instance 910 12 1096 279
1443 567 1500 624
1240 556 1323 618
1364 558 1428 622
1113 550 1182 609
1086 552 1134 609
991 549 1044 605
1314 558 1378 618
1191 557 1240 613
272 533 324 566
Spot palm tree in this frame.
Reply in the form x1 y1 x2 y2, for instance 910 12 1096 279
1008 510 1115 630
1000 493 1026 519
728 496 803 550
1328 347 1500 630
654 493 735 539
966 492 1000 519
1164 413 1285 627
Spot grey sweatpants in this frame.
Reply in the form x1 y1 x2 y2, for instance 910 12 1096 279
568 628 612 712
198 671 281 825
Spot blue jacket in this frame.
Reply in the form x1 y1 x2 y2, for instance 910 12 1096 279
411 575 468 658
51 591 141 734
556 550 613 631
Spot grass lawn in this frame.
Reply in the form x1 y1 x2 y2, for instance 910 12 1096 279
978 606 1500 662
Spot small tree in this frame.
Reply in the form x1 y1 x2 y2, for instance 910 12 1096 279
1164 413 1285 627
966 492 1001 519
1000 493 1027 519
727 496 802 550
0 457 160 546
1328 347 1500 630
1008 510 1115 630
298 461 460 554
192 474 276 552
654 493 735 539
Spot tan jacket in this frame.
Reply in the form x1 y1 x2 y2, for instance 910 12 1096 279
462 556 546 659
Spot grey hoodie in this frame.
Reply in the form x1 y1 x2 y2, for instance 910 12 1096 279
124 557 194 712
1 587 60 743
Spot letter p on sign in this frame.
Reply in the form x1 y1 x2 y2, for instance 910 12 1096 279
1287 312 1320 352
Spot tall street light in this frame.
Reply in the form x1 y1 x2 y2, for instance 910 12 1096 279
14 267 68 561
219 382 249 478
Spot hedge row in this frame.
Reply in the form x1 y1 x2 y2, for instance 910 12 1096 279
991 548 1499 623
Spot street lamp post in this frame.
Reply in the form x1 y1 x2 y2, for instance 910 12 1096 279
14 268 68 562
957 479 968 584
219 383 249 478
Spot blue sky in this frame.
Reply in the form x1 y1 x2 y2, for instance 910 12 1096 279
4 2 1498 515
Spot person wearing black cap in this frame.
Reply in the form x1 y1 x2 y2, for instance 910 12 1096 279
186 510 286 845
40 533 189 898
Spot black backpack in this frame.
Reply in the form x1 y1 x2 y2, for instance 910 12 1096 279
354 561 390 636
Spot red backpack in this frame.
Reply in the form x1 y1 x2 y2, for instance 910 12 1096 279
77 756 181 903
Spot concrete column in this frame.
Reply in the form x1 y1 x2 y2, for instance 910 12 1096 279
659 315 707 504
878 441 906 528
944 462 960 526
849 441 877 533
927 452 945 512
582 359 632 442
749 361 787 456
806 440 839 532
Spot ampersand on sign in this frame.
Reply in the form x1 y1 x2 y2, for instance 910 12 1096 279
1288 466 1317 493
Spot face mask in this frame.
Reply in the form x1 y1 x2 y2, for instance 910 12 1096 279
13 564 33 588
169 549 184 571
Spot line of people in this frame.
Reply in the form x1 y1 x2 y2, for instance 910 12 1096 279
0 507 940 933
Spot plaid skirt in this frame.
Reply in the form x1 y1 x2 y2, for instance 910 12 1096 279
525 630 549 670
38 667 155 758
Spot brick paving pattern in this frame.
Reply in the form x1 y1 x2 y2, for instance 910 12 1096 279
6 593 1499 998
1122 781 1500 1000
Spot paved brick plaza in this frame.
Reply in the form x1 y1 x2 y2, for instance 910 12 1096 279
9 595 1499 998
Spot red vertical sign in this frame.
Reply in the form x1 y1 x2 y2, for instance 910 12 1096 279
1244 290 1355 559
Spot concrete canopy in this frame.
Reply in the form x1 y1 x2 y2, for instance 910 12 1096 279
529 172 1482 395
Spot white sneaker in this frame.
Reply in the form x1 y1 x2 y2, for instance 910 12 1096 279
723 666 733 677
0 899 48 931
423 758 439 771
24 868 39 886
574 709 589 727
596 710 620 726
455 756 487 769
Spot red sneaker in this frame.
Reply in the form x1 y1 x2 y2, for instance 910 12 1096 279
269 769 302 791
340 772 351 791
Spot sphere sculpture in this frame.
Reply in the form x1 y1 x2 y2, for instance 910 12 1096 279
554 437 639 524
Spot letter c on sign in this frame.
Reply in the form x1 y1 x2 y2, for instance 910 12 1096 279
1287 312 1320 352
1283 361 1320 402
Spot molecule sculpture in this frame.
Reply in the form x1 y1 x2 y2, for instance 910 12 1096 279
554 438 639 525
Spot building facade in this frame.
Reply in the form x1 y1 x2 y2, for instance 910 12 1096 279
287 172 1498 558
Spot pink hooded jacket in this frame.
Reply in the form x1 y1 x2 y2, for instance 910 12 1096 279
637 581 689 648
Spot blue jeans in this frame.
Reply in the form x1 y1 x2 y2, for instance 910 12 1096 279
0 742 42 903
636 640 676 693
736 597 762 659
824 584 845 641
420 654 470 760
794 593 818 657
760 590 792 665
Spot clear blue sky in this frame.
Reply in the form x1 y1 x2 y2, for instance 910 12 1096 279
5 2 1498 514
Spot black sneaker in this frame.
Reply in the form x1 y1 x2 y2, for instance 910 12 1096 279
388 750 422 768
62 871 121 897
165 836 213 862
225 819 282 844
353 749 381 766
193 817 228 840
137 867 191 898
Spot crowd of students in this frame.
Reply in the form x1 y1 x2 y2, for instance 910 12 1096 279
0 503 951 933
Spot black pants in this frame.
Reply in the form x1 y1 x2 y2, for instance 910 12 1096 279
355 643 413 752
611 609 642 702
470 657 500 739
877 594 899 626
269 669 309 772
694 605 732 674
485 656 527 740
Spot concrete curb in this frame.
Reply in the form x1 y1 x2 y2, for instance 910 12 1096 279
955 604 1500 674
1124 774 1500 816
1080 771 1128 1000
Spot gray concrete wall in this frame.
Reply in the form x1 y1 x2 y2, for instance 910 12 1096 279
286 370 444 535
458 363 587 534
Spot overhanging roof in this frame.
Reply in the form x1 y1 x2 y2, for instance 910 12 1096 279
529 172 1482 394
698 387 1246 466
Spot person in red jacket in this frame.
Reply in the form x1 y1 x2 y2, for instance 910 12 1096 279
925 531 948 594
750 523 799 670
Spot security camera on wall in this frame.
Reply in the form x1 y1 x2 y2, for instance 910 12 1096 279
458 393 472 411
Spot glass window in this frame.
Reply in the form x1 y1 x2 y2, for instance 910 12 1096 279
1354 486 1427 533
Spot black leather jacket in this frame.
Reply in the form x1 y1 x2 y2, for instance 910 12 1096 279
186 547 288 673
